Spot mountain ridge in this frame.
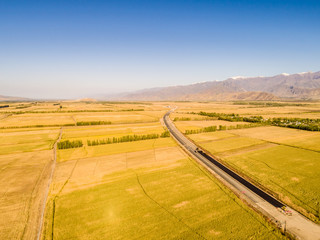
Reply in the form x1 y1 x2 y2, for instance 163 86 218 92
0 95 30 102
103 71 320 101
2 71 320 101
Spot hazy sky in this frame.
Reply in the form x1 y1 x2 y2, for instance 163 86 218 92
1 0 320 99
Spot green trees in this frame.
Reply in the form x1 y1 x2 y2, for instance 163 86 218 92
87 131 170 146
185 124 258 135
195 111 320 132
76 121 112 126
271 117 320 131
57 140 83 149
173 117 191 121
160 130 170 138
185 125 217 135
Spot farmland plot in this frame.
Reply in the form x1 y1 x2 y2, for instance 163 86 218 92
0 101 298 239
189 126 320 221
43 142 285 240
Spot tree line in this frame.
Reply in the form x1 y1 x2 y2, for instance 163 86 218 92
173 117 191 121
232 101 306 107
57 140 83 149
1 109 144 114
194 111 320 131
185 123 258 135
76 121 112 126
271 117 320 131
87 131 170 146
0 123 75 129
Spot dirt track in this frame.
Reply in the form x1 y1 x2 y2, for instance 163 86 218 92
36 128 63 240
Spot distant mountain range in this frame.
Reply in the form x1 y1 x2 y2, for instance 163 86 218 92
102 71 320 101
2 71 320 102
0 95 30 102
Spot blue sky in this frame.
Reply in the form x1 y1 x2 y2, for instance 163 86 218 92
1 0 320 99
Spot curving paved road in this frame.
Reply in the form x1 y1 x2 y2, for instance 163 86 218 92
163 108 320 240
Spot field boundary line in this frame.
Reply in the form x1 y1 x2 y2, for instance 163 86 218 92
228 131 320 154
194 135 239 144
194 131 320 223
70 116 77 125
51 158 79 240
269 179 318 215
36 127 63 240
173 134 281 235
134 170 206 240
268 140 320 153
0 113 12 120
184 156 282 236
21 155 52 239
165 109 320 239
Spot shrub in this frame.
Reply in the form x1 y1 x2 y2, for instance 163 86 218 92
160 131 170 138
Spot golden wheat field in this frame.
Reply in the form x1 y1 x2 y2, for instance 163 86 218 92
1 100 319 239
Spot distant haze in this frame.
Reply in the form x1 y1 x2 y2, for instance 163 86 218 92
1 0 320 99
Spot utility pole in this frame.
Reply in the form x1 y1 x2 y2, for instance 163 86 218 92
282 220 286 233
284 220 286 233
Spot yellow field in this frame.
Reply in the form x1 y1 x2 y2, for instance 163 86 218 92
228 126 320 151
73 111 164 124
62 122 165 139
0 111 166 128
0 150 53 240
173 101 320 119
0 113 75 127
170 112 211 121
0 101 163 113
57 138 177 162
0 128 59 154
175 120 247 132
42 137 284 240
3 100 319 239
188 125 320 221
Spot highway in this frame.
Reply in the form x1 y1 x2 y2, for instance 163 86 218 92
163 108 320 240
